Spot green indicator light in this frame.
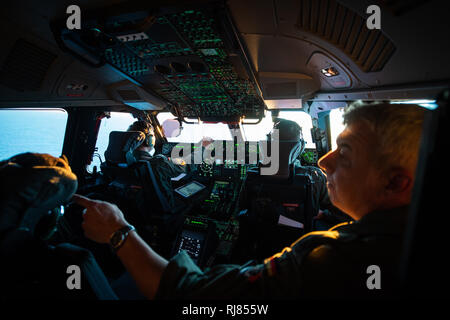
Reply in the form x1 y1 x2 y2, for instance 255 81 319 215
190 220 205 225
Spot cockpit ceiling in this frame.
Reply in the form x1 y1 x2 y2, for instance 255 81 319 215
229 0 450 95
0 0 449 115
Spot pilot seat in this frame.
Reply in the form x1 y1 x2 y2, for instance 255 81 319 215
99 130 184 257
0 152 118 300
239 129 315 262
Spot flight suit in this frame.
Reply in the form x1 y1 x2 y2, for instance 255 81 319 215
133 150 185 208
155 206 408 299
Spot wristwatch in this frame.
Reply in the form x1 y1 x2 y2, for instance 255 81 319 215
109 225 135 252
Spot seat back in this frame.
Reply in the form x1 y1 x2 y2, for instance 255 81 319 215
104 131 145 165
399 89 450 298
0 228 117 300
101 131 171 215
244 171 314 259
258 139 304 179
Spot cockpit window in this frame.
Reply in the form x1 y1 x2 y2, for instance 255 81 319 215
330 108 346 151
391 99 437 110
277 111 316 148
88 112 135 172
241 110 315 147
157 112 232 143
0 108 67 160
329 100 437 150
241 111 274 141
157 110 316 146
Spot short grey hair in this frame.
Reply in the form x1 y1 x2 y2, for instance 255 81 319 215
343 101 426 174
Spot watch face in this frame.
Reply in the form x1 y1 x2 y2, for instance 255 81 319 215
110 232 124 248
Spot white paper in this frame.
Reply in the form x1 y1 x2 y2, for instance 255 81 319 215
171 173 186 181
278 215 304 229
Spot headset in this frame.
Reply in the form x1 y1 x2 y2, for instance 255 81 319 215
144 130 154 149
128 120 154 149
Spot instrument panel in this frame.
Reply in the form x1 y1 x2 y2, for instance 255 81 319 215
163 142 320 267
164 138 255 267
160 141 261 168
301 148 319 166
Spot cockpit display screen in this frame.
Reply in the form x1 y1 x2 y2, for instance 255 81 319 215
175 181 206 198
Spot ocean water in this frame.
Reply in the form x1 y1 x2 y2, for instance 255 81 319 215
0 109 68 161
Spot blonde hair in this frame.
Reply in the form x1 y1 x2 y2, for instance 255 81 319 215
343 101 426 174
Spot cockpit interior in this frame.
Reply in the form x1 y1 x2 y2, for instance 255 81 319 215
0 0 449 301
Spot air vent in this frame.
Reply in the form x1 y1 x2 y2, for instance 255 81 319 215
0 38 57 91
295 0 396 72
116 89 141 101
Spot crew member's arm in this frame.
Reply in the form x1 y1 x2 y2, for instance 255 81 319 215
72 194 167 299
152 154 186 176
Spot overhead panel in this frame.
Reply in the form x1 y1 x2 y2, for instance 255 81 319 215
52 3 265 122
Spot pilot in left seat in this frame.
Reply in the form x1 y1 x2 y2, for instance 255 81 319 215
127 120 186 208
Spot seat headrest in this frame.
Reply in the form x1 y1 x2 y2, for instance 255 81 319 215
104 131 146 165
259 139 305 178
278 140 304 177
286 140 304 164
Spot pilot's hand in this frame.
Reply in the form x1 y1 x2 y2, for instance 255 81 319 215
170 157 186 166
72 194 129 244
